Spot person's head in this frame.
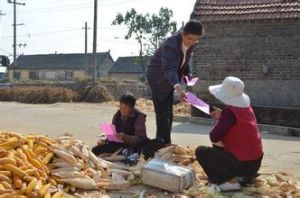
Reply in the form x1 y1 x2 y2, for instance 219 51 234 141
182 20 203 48
119 93 136 116
208 76 250 108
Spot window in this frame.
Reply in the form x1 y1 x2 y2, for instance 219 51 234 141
29 71 38 80
13 71 21 79
65 71 74 80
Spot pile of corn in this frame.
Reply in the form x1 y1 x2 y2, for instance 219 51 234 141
0 132 146 197
50 135 144 192
0 131 66 197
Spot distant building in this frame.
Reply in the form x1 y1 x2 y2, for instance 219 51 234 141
8 52 114 81
109 56 150 80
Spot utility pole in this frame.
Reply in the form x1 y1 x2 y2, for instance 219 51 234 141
92 0 98 85
8 0 25 68
82 22 90 76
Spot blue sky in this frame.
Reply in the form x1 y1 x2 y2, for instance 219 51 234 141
0 0 196 60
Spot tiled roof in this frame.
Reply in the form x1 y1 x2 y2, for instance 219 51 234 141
191 0 300 21
10 52 113 70
109 56 151 74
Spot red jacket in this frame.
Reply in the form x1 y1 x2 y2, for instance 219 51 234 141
222 106 263 161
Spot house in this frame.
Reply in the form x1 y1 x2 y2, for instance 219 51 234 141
109 56 150 80
190 0 300 107
189 0 300 127
8 52 114 81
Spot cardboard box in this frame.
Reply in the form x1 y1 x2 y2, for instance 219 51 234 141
142 158 196 192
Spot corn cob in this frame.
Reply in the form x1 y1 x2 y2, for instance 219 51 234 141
39 183 51 197
44 192 51 198
0 171 11 177
13 175 23 189
3 164 29 178
51 191 63 198
1 181 13 189
25 177 38 195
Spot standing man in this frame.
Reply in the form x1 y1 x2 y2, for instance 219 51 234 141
147 20 203 144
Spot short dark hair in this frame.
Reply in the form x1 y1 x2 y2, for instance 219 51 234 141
183 20 203 36
120 93 136 108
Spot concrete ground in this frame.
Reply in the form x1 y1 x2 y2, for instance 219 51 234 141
0 102 299 179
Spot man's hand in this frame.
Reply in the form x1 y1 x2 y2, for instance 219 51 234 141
210 106 222 120
97 139 106 146
174 84 187 103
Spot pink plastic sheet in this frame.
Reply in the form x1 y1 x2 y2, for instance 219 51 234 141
186 92 210 115
99 124 123 143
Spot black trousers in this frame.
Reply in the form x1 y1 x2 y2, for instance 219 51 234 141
92 138 164 159
152 92 174 144
195 146 263 185
92 142 130 156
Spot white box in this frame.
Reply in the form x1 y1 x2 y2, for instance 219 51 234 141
142 158 196 192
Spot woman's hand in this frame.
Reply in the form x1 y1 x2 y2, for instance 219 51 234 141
212 141 224 147
210 106 222 120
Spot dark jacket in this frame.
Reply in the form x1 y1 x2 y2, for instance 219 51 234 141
112 109 147 146
147 32 194 101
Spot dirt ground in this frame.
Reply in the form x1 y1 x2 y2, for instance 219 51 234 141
0 102 299 197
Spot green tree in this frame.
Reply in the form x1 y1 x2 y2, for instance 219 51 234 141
112 7 177 74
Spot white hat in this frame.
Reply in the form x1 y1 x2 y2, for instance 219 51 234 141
209 76 250 108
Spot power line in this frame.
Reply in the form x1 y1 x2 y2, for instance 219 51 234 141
22 2 92 11
4 0 141 15
0 28 82 39
0 26 126 39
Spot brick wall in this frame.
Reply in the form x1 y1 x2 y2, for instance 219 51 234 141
192 19 300 107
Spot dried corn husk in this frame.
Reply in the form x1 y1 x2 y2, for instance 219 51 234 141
64 177 97 190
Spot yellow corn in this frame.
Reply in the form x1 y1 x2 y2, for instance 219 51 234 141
1 181 13 189
23 176 35 183
0 183 5 189
15 156 26 167
3 164 29 178
29 158 43 170
34 147 48 155
0 173 12 183
51 176 64 184
34 179 42 192
51 191 63 198
44 192 51 198
40 137 54 146
43 153 54 165
36 141 49 149
20 182 27 194
0 157 16 165
49 178 57 186
16 149 28 162
0 137 18 147
26 177 37 195
19 164 33 170
0 171 11 177
28 139 34 149
39 183 51 197
24 168 37 176
13 175 23 189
